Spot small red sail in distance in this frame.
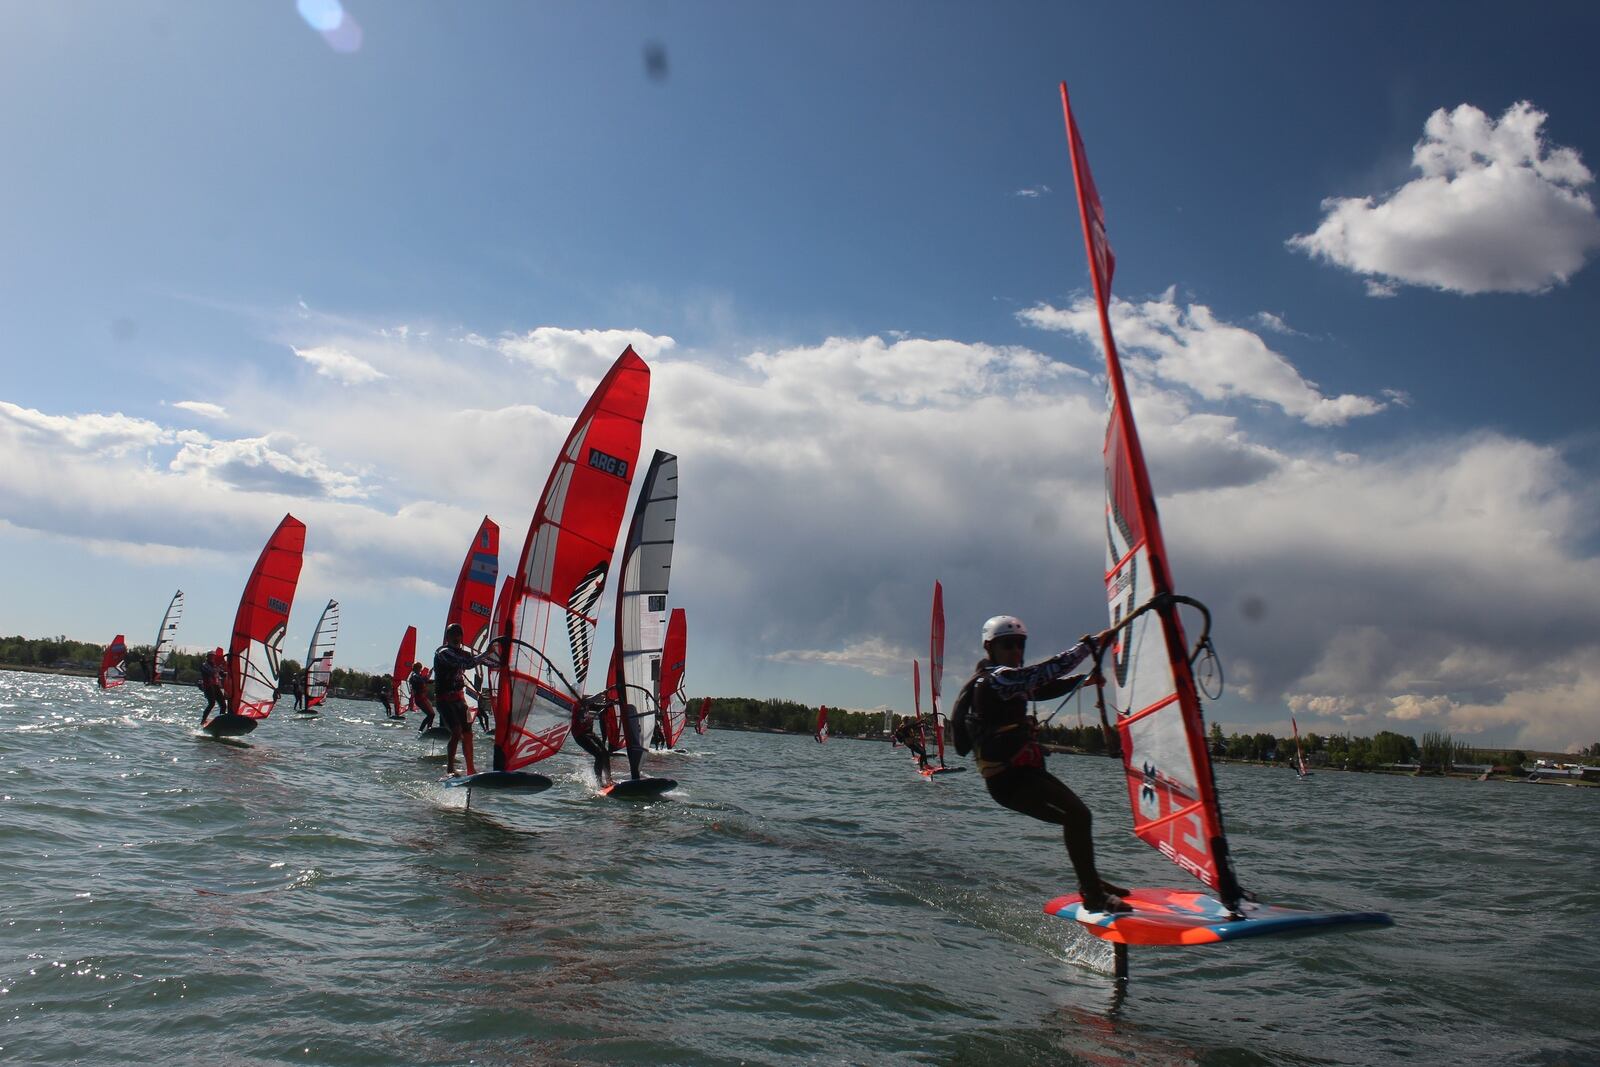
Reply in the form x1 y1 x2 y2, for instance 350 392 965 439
99 635 128 689
226 513 306 719
815 704 829 743
448 516 500 651
392 625 417 715
1060 82 1242 906
695 695 711 735
494 347 650 773
659 608 688 747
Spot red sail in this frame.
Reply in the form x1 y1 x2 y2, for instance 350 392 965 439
695 695 711 735
815 704 829 743
494 347 650 772
392 625 417 716
99 635 127 689
225 514 306 719
658 608 688 747
448 516 500 651
930 580 946 760
1061 83 1241 904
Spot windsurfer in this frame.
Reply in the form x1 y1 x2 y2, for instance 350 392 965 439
650 718 666 751
891 716 931 769
433 623 505 776
570 693 614 786
955 615 1130 914
409 662 436 730
198 648 226 724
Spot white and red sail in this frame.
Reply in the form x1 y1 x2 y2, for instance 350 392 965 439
1292 717 1310 777
99 635 127 689
658 607 688 747
608 449 679 759
815 704 829 743
225 514 306 719
302 599 339 709
449 516 500 651
494 347 650 773
1061 83 1242 906
392 625 417 715
149 590 183 685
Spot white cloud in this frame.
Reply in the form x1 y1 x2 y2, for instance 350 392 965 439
1289 101 1600 295
291 344 387 384
1251 311 1300 336
0 401 170 455
1014 185 1051 198
493 327 676 393
170 433 369 499
1021 291 1386 426
170 400 227 419
768 636 914 678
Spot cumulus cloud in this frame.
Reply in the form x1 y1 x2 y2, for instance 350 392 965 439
492 327 677 393
1021 291 1386 426
291 344 387 384
170 433 368 499
1289 101 1600 295
170 400 227 419
768 636 914 678
0 401 170 455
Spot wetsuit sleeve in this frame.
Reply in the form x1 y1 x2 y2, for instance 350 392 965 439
434 646 479 671
1030 673 1089 703
985 641 1094 700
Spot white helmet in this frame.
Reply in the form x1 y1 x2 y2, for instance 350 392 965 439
981 615 1028 645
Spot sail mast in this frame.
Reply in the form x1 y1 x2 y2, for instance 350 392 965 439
1060 82 1243 908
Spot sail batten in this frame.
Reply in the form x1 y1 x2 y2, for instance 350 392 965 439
1061 82 1242 907
226 514 306 720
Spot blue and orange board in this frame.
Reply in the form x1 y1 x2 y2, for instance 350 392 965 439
1045 887 1393 946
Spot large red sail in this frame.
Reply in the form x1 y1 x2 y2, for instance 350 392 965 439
448 516 501 650
1061 83 1241 905
658 608 688 747
930 580 946 761
99 635 127 689
225 514 306 719
494 347 650 773
392 625 417 715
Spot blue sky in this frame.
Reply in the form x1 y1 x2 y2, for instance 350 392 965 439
2 2 1598 749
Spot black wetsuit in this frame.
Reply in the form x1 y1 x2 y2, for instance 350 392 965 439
433 644 491 735
968 640 1110 902
891 721 929 766
570 698 612 782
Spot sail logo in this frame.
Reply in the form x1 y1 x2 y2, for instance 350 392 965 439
469 601 491 618
267 596 290 614
587 448 629 479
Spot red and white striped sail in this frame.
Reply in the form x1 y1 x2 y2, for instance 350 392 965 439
494 347 650 773
930 580 946 763
392 625 417 715
302 599 339 709
659 607 688 747
1292 717 1309 777
815 704 829 743
148 590 183 685
225 514 306 719
99 635 127 689
1061 83 1241 905
610 449 679 757
694 695 711 735
449 516 501 651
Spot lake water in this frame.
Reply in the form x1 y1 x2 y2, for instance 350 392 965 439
2 669 1596 1066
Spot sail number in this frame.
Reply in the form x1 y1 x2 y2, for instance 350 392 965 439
267 597 290 614
588 448 629 479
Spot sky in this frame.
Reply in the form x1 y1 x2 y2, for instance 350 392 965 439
2 2 1598 750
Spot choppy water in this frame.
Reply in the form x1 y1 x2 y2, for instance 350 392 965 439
1 669 1596 1066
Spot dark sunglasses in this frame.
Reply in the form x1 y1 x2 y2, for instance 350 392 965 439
992 635 1026 651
